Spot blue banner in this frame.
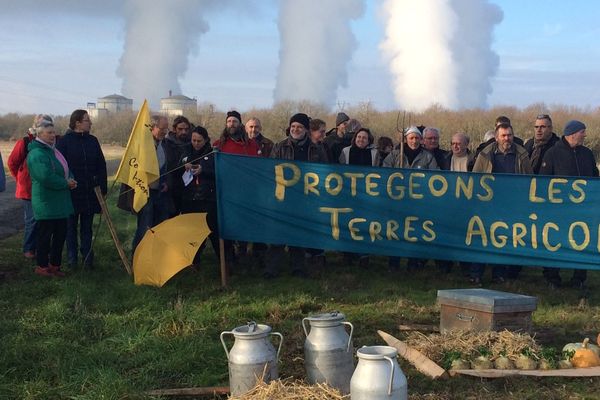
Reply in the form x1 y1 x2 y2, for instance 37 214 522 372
216 152 600 270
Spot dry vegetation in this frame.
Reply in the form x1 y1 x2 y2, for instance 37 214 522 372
2 101 600 156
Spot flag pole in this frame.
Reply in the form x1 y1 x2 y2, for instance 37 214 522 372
94 186 132 275
219 239 228 287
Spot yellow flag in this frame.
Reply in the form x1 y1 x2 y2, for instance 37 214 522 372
115 99 159 212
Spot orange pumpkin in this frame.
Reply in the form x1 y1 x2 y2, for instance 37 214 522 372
571 338 600 368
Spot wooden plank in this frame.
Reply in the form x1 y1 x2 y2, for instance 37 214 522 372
94 186 132 275
146 386 230 396
398 323 439 332
377 330 448 380
449 367 600 378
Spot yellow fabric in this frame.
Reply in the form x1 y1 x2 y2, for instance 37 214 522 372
133 213 211 287
115 99 159 212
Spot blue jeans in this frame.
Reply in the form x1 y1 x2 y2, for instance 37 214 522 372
22 199 37 253
132 190 171 254
67 213 95 266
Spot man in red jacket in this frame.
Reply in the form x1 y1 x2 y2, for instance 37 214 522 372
8 114 53 259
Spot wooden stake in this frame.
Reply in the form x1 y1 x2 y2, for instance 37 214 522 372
378 329 448 380
219 238 228 287
94 186 132 275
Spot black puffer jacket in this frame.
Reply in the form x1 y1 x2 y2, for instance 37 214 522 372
539 137 599 177
56 129 107 214
179 142 216 203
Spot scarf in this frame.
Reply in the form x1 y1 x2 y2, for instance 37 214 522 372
530 134 552 172
35 137 69 178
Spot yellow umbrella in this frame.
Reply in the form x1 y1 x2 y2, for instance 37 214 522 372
133 213 211 287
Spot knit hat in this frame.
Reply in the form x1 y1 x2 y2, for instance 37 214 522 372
226 110 241 122
289 113 310 130
563 120 586 136
336 112 350 127
31 114 54 135
404 126 422 137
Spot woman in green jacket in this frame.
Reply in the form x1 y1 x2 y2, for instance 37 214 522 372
26 120 77 277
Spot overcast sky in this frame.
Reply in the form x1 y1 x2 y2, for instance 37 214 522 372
0 0 599 115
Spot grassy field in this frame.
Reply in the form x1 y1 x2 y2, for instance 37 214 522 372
1 187 600 399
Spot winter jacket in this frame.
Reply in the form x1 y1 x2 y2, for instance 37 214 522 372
0 152 5 192
443 150 475 172
339 145 379 166
255 134 275 158
382 147 439 170
7 134 35 199
323 132 353 163
523 132 560 174
56 130 107 214
471 142 533 174
271 136 329 163
26 140 74 220
539 137 599 178
179 142 216 203
430 147 451 170
213 137 260 157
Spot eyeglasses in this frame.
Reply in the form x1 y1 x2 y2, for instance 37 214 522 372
534 125 548 129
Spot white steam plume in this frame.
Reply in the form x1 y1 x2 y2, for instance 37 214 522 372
380 0 503 111
274 0 365 108
117 0 211 107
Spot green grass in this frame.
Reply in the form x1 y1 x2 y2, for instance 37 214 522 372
1 189 600 399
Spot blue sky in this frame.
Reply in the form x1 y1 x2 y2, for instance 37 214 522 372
0 0 599 115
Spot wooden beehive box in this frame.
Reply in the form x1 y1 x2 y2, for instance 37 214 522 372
437 289 537 334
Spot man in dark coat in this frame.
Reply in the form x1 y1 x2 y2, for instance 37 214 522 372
524 113 560 174
163 115 192 215
323 112 353 163
539 120 599 289
422 127 451 170
265 113 328 279
56 110 107 269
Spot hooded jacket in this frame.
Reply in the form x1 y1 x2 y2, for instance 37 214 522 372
7 133 35 199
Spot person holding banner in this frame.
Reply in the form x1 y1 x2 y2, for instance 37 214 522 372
383 126 439 272
471 122 532 284
264 113 329 279
131 115 172 254
539 120 598 290
339 127 379 268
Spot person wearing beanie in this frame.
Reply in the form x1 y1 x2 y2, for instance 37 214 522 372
213 109 259 157
323 112 354 163
382 126 438 169
8 114 55 259
56 110 107 270
266 113 328 280
382 125 439 273
539 119 598 290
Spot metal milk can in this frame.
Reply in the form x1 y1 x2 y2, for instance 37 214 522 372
350 345 407 400
220 321 283 397
303 311 354 394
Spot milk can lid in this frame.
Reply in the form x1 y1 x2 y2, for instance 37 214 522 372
305 311 346 322
232 321 272 337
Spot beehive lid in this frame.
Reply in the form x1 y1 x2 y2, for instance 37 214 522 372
437 288 537 313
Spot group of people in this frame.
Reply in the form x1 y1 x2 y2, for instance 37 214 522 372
7 111 107 277
6 108 597 290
